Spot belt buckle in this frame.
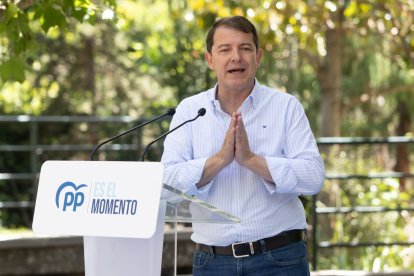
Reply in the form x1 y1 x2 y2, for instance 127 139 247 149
231 241 253 258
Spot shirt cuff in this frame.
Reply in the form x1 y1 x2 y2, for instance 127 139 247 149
184 157 211 196
264 156 297 194
263 180 277 194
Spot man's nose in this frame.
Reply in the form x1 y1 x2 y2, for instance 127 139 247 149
230 49 241 62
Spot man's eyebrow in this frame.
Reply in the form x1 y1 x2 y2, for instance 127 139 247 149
217 44 231 49
239 42 254 48
216 42 254 49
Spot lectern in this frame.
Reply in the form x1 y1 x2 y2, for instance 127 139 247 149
32 161 239 276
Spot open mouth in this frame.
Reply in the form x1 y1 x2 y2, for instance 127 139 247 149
228 69 245 74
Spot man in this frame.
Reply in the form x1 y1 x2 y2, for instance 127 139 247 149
161 15 324 275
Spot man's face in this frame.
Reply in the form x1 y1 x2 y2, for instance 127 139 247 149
205 26 262 94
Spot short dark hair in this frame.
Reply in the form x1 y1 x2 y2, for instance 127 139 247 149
206 16 259 54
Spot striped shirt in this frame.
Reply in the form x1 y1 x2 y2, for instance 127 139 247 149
161 80 325 246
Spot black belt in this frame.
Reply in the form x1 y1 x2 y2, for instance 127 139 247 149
196 229 306 258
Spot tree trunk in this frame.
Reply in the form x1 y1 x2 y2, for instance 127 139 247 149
84 37 97 115
318 27 343 137
395 99 411 191
83 37 99 148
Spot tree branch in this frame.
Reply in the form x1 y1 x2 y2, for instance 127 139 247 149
343 84 414 113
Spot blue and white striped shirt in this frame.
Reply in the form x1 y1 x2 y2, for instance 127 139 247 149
161 80 325 246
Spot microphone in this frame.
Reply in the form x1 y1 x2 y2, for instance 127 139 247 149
140 108 207 161
90 108 175 160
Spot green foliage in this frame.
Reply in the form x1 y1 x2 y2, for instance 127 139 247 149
316 144 414 271
0 56 26 82
0 0 116 84
0 0 414 271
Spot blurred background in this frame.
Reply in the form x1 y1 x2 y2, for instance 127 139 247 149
0 0 413 275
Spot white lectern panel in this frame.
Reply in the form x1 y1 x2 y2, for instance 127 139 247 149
83 200 166 276
33 161 163 238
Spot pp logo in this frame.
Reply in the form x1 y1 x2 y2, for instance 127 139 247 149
55 181 87 212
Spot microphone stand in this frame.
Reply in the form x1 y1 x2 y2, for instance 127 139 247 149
140 108 206 161
90 109 175 161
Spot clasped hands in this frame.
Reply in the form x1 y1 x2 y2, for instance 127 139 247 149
197 112 273 188
218 112 255 168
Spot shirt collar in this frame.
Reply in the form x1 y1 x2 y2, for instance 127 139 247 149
249 79 261 109
208 79 261 111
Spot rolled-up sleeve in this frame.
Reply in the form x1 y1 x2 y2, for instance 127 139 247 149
262 99 325 195
163 157 211 196
161 100 212 196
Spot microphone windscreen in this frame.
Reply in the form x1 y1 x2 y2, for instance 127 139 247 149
198 108 206 116
167 108 176 116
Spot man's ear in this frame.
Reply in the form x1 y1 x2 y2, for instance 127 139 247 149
205 51 214 70
256 48 263 66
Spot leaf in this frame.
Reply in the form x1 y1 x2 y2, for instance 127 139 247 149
41 4 67 33
71 7 88 22
4 3 20 23
0 56 27 83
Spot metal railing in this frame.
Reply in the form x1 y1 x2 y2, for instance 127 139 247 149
0 115 168 226
1 115 414 270
311 136 414 270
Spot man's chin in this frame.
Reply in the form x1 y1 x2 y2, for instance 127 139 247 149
225 75 248 83
222 79 254 92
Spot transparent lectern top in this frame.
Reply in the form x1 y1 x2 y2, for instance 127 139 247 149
161 184 240 224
